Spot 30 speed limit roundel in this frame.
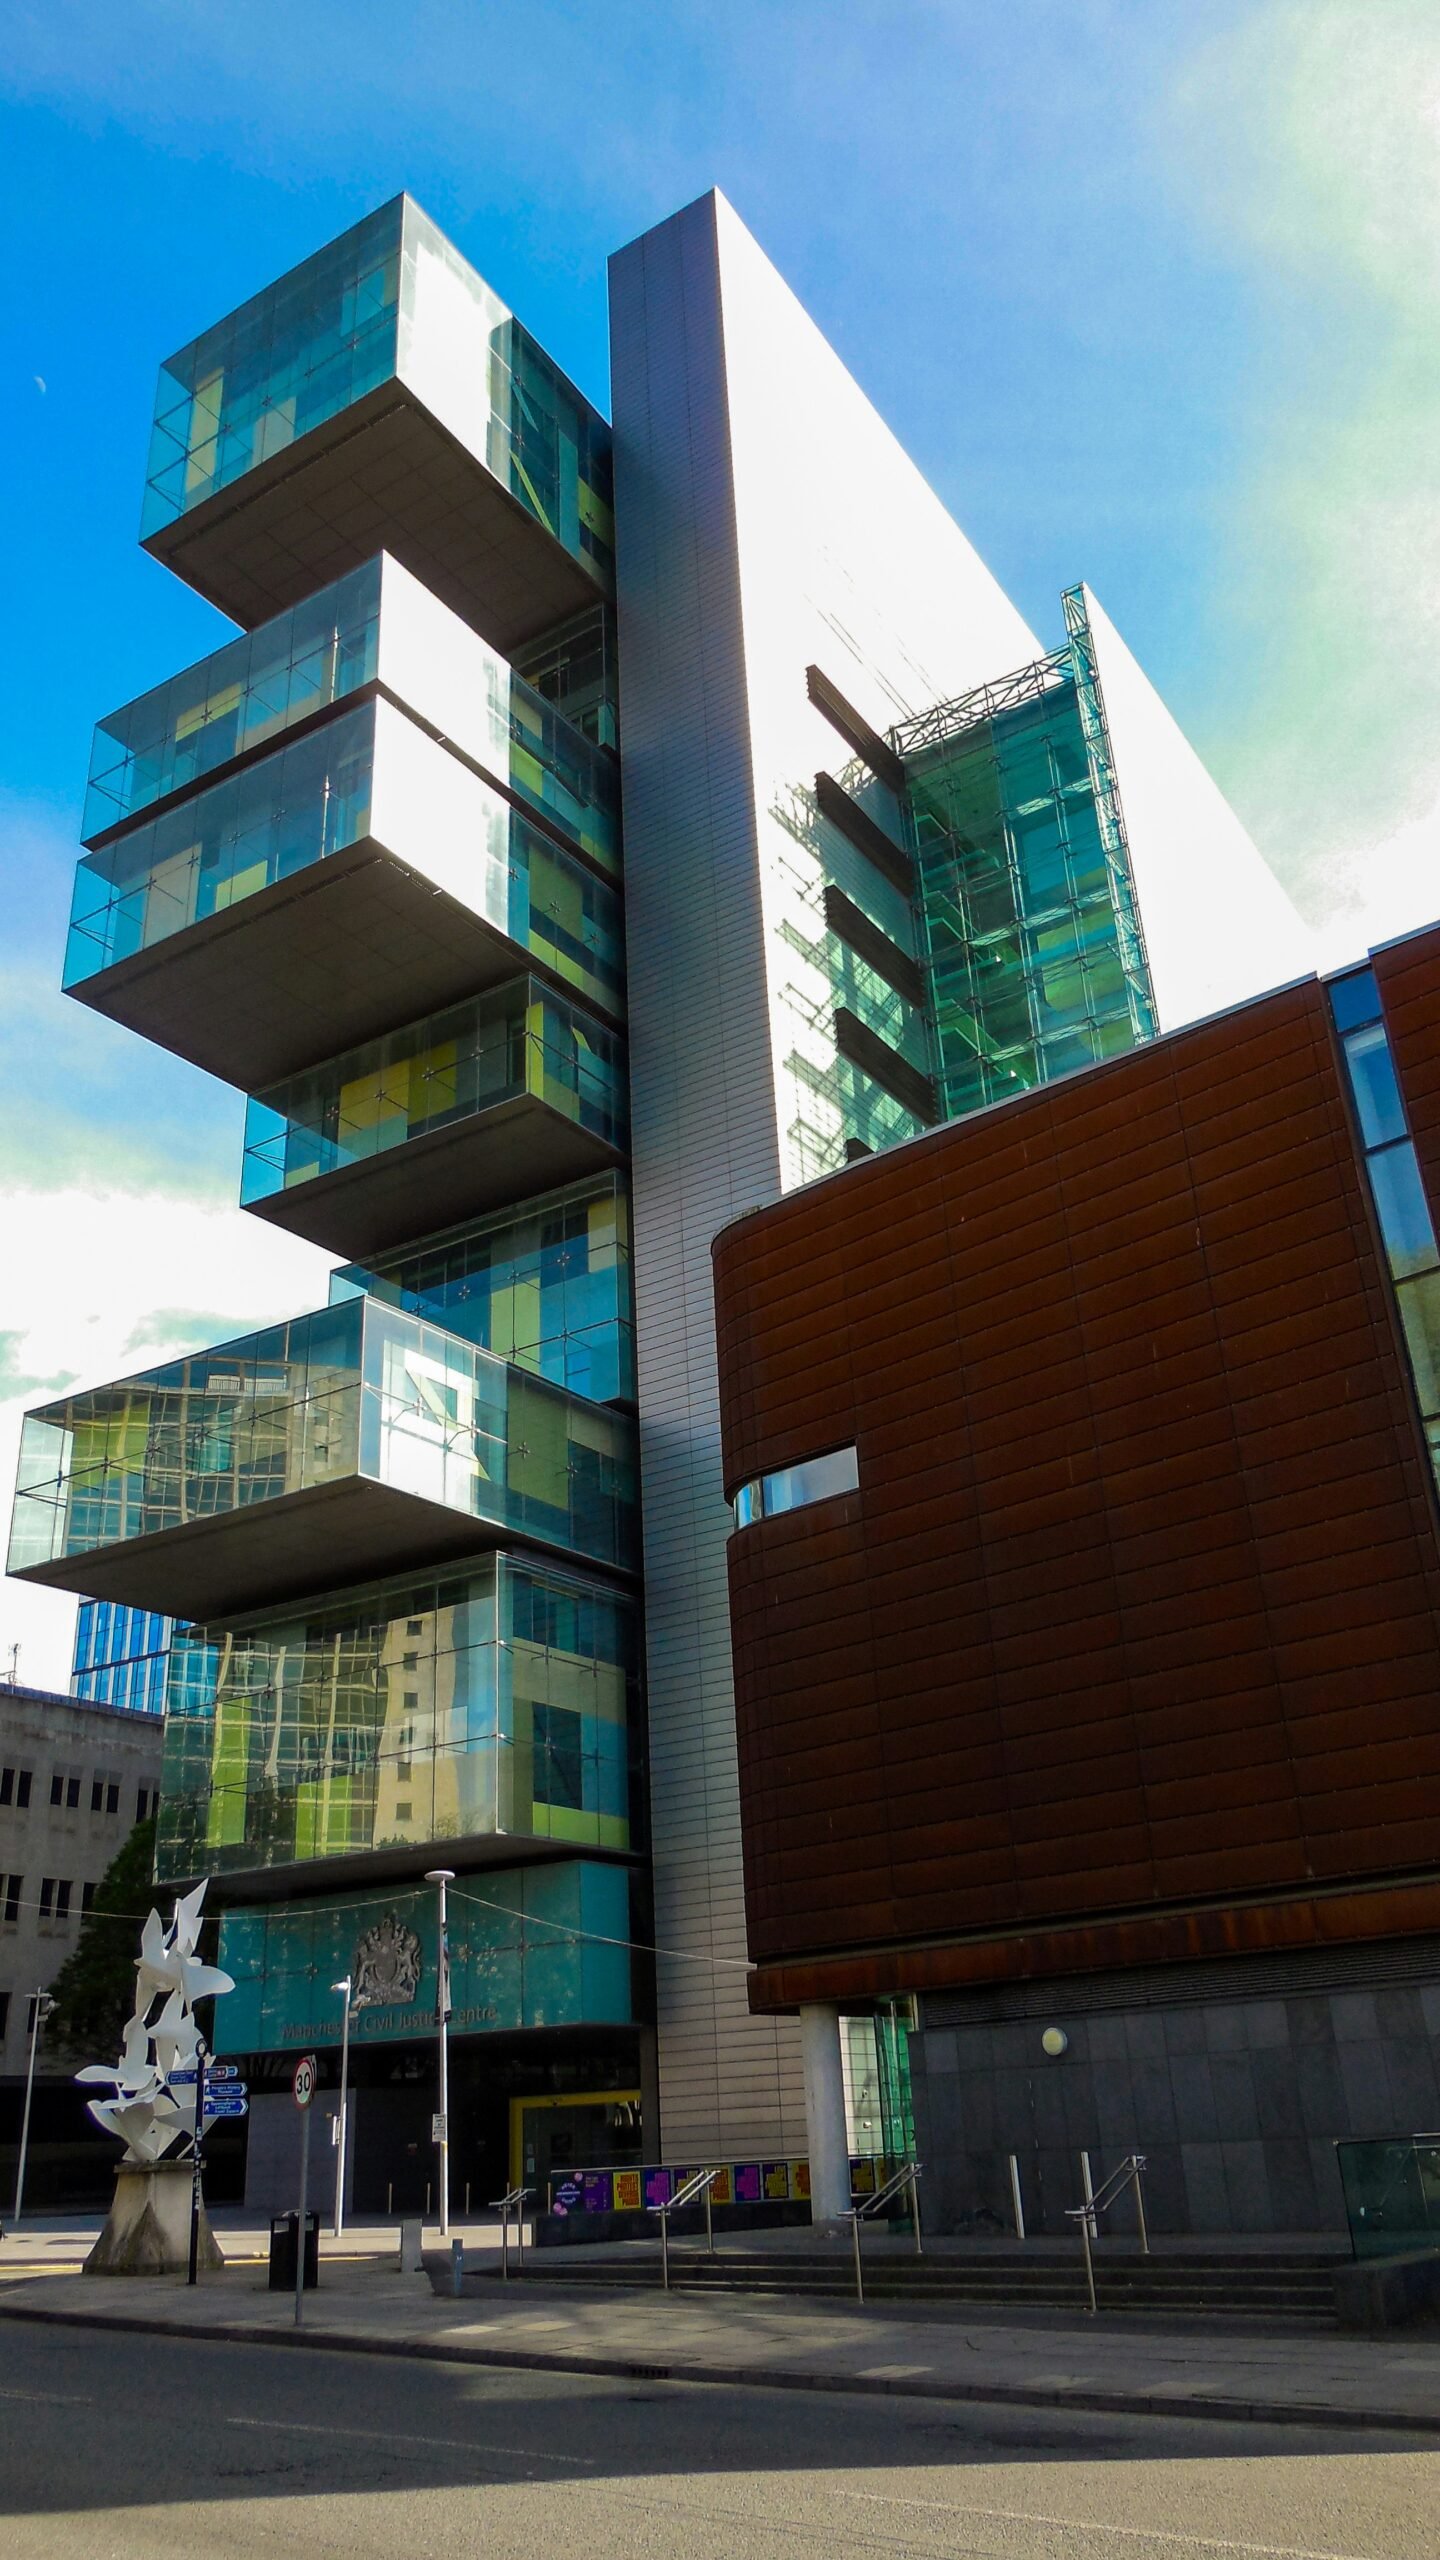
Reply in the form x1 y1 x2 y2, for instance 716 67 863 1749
292 2053 318 2110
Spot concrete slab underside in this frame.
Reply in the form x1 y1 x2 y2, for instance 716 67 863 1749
13 1472 556 1619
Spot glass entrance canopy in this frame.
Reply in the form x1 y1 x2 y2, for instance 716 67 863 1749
82 555 620 879
140 196 613 647
9 1297 638 1618
64 694 625 1090
240 977 627 1262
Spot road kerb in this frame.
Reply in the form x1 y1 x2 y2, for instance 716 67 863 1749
0 2296 1435 2439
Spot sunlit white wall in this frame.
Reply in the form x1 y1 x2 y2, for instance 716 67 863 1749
1084 585 1316 1031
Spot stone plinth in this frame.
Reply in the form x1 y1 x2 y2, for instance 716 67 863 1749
84 2156 225 2276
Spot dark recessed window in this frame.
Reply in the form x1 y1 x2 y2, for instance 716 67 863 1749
533 1703 585 1810
1328 967 1382 1033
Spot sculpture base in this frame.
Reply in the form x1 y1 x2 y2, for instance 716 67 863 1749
84 2157 225 2277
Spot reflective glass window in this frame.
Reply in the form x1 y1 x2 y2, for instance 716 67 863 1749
764 1447 860 1513
1344 1023 1407 1149
732 1446 859 1527
1398 1272 1440 1420
1368 1142 1438 1279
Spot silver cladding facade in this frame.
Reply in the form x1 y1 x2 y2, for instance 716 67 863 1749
609 198 802 2154
609 191 1042 2156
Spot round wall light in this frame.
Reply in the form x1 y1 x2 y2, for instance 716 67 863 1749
1040 2026 1069 2058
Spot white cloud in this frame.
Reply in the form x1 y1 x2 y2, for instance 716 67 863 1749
1309 787 1440 974
0 1184 332 1693
1166 1 1440 919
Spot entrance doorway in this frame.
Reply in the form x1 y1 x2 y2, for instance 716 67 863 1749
510 2089 641 2192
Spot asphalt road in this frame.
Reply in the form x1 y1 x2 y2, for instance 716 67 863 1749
1 2319 1438 2560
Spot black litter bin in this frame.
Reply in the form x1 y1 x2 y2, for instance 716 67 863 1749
268 2211 321 2291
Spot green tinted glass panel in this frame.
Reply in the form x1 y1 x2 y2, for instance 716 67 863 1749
155 1554 639 1882
332 1177 634 1406
214 1862 632 2053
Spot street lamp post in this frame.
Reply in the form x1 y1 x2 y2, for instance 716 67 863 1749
331 1976 353 2239
424 1870 455 2237
13 1989 55 2224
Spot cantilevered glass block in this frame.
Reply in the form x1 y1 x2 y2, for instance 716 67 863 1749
82 554 620 876
152 1551 640 1886
8 1298 638 1618
64 691 625 1089
141 196 613 648
240 977 627 1261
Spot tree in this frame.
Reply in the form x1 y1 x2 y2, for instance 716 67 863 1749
45 1817 158 2064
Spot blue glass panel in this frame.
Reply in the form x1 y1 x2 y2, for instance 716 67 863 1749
1328 968 1382 1033
1344 1023 1407 1149
763 1447 859 1516
1368 1142 1438 1280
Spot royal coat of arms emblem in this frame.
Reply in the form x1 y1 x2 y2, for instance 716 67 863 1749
351 1912 423 2006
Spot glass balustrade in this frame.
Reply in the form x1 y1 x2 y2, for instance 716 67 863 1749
241 980 626 1205
83 561 382 842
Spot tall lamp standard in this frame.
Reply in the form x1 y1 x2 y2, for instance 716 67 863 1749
13 1989 55 2224
424 1870 455 2237
331 1976 354 2239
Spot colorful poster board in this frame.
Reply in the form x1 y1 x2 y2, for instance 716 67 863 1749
546 2155 887 2211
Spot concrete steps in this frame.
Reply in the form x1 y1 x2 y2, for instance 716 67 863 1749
505 2247 1342 2322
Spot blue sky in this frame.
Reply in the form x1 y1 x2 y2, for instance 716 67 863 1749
2 0 1437 1680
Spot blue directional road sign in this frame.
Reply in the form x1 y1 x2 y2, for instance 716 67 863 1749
208 2063 240 2081
204 2095 249 2119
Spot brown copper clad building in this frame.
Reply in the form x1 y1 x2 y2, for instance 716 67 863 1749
713 927 1440 2234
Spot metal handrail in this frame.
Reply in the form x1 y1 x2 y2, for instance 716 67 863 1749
1064 2151 1148 2313
847 2160 923 2303
648 2167 721 2290
489 2184 532 2282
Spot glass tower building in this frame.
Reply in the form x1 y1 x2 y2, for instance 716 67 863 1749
9 188 1312 2198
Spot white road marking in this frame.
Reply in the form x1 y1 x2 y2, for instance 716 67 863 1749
224 2414 595 2466
832 2483 1379 2560
0 2388 93 2405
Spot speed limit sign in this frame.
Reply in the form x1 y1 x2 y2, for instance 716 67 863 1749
292 2053 318 2110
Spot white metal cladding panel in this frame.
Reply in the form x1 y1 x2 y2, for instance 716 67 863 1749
610 194 807 2157
1081 584 1314 1033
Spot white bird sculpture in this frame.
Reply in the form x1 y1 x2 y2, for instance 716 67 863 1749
77 1878 234 2164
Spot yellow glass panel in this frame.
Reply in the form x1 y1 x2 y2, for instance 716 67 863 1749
185 371 223 494
175 682 243 742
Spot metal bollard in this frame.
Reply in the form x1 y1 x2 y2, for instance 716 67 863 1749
451 2237 465 2296
1009 2153 1026 2240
